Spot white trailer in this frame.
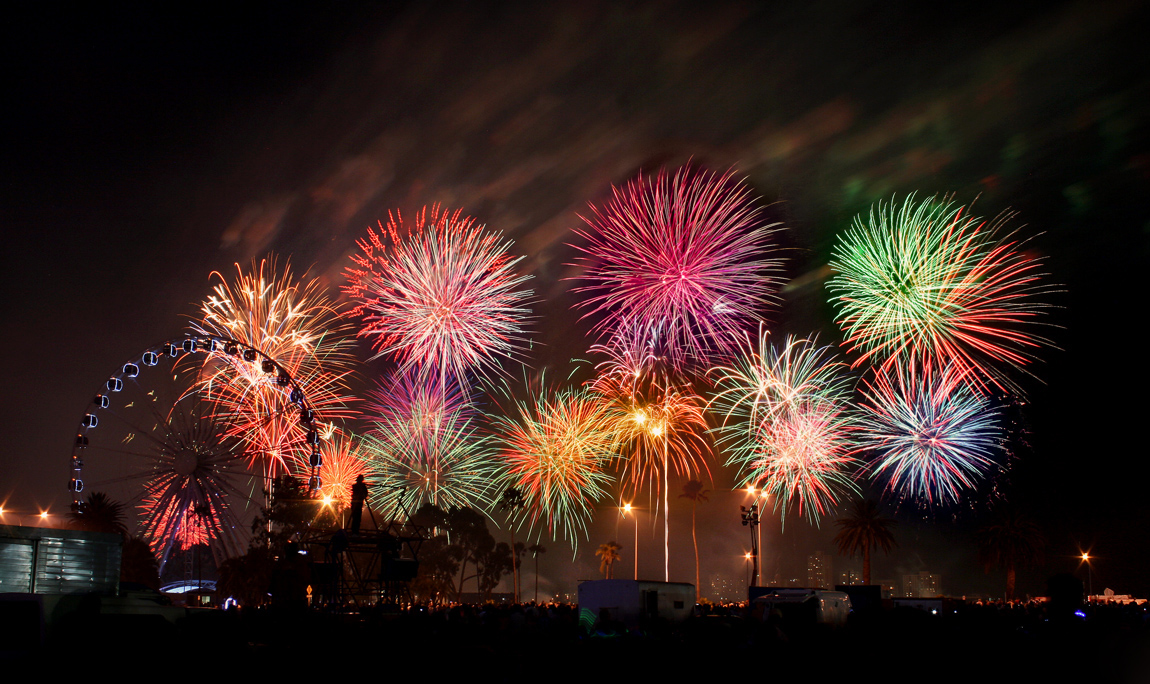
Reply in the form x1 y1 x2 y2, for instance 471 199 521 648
753 588 852 628
577 579 695 630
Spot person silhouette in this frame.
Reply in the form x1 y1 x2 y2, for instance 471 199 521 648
350 474 368 534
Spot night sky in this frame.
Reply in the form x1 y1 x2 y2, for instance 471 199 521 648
3 1 1148 599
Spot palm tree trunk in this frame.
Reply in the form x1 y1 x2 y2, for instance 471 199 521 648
863 547 871 586
510 527 519 602
1006 566 1016 600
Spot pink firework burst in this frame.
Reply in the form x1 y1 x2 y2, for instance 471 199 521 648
572 166 784 367
741 401 859 526
194 257 359 477
345 206 534 385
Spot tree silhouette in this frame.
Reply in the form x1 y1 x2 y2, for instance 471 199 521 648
596 541 622 578
977 508 1045 600
679 479 709 601
120 536 160 589
499 487 526 601
69 492 128 538
833 499 897 585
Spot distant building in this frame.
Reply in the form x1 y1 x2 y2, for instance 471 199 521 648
807 551 832 588
708 573 740 602
837 559 864 586
902 571 942 597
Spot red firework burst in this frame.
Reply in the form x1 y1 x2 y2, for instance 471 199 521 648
345 205 534 385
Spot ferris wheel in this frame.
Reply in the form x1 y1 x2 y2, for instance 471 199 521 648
69 335 328 569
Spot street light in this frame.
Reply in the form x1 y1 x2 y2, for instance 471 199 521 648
746 486 762 586
622 502 637 580
1081 552 1093 600
741 502 760 589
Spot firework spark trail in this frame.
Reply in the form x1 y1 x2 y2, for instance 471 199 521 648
572 165 784 368
827 195 1055 393
493 382 620 547
193 257 358 477
589 323 711 577
344 206 534 386
139 490 212 556
710 332 858 524
361 372 497 520
855 362 1002 505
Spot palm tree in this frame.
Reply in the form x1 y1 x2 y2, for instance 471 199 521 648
528 542 546 601
69 492 128 539
977 508 1044 600
679 479 709 601
499 487 526 601
596 541 622 579
833 499 897 585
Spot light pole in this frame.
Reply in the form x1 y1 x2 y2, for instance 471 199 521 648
623 503 637 579
1081 552 1093 601
747 486 762 586
741 502 760 589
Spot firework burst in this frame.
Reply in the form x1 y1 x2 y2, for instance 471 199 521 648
361 371 497 519
135 394 254 567
345 206 534 385
855 362 1002 505
304 429 368 509
590 324 712 495
827 195 1055 393
710 332 858 524
572 165 784 367
193 257 358 476
735 401 859 525
493 382 620 546
710 331 854 434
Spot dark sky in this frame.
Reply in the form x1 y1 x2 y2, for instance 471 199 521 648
2 1 1148 599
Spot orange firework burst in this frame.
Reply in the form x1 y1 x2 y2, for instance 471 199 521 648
303 429 368 508
193 257 358 477
590 324 712 495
